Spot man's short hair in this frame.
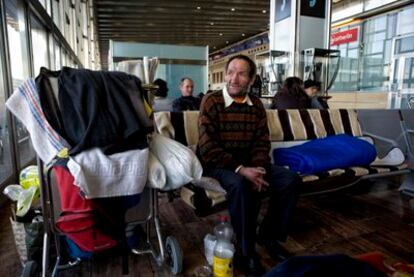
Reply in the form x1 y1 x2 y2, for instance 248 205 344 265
225 55 257 79
153 78 168 97
180 77 193 86
304 79 321 89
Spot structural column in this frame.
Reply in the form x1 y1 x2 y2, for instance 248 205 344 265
269 0 332 78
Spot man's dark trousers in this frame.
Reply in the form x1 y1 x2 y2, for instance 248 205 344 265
207 165 301 257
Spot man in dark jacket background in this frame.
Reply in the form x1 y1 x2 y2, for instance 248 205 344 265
172 77 201 111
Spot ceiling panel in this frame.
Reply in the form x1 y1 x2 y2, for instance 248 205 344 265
94 0 270 69
94 0 348 69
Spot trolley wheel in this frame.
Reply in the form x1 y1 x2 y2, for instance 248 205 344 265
21 260 39 277
165 236 183 275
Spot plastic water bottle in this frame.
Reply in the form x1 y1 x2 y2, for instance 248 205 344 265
214 215 233 242
213 215 235 277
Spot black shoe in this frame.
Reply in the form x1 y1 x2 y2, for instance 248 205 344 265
257 236 293 261
241 254 265 277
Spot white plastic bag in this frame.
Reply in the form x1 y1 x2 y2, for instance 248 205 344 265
204 233 217 265
16 186 37 217
147 152 167 189
3 184 38 217
3 184 23 202
150 134 202 190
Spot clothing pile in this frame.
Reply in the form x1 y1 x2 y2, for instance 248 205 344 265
6 67 153 254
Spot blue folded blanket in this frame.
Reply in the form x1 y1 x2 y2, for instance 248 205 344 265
273 134 377 174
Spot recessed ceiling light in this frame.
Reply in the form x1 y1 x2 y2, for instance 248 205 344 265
262 10 267 13
196 6 201 10
219 33 223 36
242 33 245 37
226 41 229 44
231 8 235 11
210 22 214 25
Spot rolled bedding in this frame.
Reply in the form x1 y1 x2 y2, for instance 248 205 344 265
147 152 167 190
273 134 377 175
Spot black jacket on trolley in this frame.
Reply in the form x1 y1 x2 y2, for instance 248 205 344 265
36 67 153 155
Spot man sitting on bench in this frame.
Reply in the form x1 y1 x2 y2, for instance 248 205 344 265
197 54 302 277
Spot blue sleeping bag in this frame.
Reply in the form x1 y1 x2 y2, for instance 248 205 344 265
273 134 377 174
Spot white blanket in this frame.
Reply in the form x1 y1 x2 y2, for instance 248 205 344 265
147 152 166 190
67 148 149 198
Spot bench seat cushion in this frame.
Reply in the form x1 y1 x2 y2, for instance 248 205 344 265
180 163 409 214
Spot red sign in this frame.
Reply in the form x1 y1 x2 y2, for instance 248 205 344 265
331 28 359 46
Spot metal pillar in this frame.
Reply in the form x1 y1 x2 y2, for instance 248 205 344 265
269 0 332 78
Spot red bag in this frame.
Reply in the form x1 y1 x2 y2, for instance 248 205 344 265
54 166 116 252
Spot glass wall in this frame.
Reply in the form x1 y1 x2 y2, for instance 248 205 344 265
30 15 49 76
332 0 399 22
330 25 360 91
52 0 62 31
396 6 414 36
6 0 29 89
6 0 36 167
0 0 100 191
0 42 12 184
48 33 55 70
331 4 414 92
54 39 61 69
360 13 396 90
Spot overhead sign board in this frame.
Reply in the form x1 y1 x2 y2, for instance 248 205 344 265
331 28 359 46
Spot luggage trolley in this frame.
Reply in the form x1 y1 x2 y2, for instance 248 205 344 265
38 157 183 276
29 68 183 276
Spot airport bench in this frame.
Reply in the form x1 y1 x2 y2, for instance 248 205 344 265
154 109 410 216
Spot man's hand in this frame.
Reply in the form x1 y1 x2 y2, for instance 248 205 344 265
238 166 269 192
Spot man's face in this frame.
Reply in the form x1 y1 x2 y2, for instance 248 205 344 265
180 79 194 97
225 59 254 97
305 86 318 97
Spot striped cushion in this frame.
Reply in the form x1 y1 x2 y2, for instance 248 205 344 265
154 111 199 147
266 109 362 141
154 109 362 145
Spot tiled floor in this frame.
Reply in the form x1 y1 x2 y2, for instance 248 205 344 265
1 179 413 276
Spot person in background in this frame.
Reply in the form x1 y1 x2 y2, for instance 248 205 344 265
250 74 263 97
303 79 326 109
172 77 201 111
197 92 205 101
152 78 173 112
270 77 310 109
198 55 301 277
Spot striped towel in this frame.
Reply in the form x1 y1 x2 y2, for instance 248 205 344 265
6 78 70 163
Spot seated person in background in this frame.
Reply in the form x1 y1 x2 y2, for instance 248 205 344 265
198 55 301 277
152 78 173 112
250 74 263 97
172 77 201 111
197 92 205 101
304 79 325 109
270 77 310 109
